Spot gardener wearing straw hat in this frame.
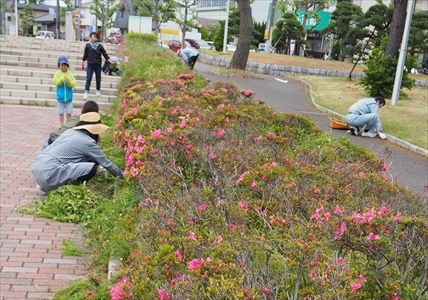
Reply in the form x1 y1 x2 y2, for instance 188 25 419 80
32 112 122 192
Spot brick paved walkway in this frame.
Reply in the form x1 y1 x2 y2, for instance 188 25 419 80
0 105 90 300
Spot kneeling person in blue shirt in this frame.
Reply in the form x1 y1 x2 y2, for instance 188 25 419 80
345 96 387 140
177 48 199 69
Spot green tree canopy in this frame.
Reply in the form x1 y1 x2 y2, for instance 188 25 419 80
408 11 428 56
21 4 36 36
89 0 121 39
135 0 178 36
273 12 305 55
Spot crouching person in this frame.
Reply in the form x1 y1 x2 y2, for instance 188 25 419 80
177 48 199 69
32 112 122 193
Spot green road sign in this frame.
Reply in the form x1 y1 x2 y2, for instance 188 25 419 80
296 10 330 31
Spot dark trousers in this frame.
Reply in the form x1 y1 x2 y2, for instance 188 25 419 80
85 63 102 91
188 54 199 69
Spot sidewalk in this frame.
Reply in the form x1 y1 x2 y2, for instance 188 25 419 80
0 105 90 300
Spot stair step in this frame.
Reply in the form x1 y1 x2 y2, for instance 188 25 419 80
0 89 117 103
0 81 119 95
0 68 121 83
0 35 119 54
0 75 119 89
0 96 113 110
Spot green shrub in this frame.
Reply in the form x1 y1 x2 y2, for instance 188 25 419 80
359 39 416 98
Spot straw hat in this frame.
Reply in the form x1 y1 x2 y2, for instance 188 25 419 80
73 112 109 135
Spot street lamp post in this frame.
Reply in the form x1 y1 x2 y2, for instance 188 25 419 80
391 0 416 106
15 0 18 36
222 0 230 54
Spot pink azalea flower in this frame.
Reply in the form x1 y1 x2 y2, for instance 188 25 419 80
394 211 401 222
158 290 169 299
174 250 182 261
151 129 163 139
391 293 400 300
188 258 204 270
262 176 267 181
238 201 248 211
198 204 206 212
229 223 236 230
188 231 197 241
166 127 172 132
85 290 95 298
350 281 361 293
217 236 223 244
266 132 275 138
251 181 257 188
131 167 139 177
358 172 365 179
358 274 366 283
367 232 379 241
334 205 344 214
254 135 262 143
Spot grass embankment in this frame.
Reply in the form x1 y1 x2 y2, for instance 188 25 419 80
19 37 428 299
205 50 428 149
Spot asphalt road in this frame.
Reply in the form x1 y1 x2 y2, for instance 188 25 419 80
194 62 428 198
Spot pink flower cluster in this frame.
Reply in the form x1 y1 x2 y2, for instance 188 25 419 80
240 89 254 97
188 257 211 271
110 277 133 300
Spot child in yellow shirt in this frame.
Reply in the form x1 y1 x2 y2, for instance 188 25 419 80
53 56 76 126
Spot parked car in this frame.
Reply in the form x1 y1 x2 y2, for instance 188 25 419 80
185 39 200 49
168 40 191 52
226 44 237 51
106 34 125 44
194 39 211 50
35 31 55 39
158 39 169 49
206 41 215 50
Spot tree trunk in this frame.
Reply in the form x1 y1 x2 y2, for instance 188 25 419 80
384 0 408 58
230 0 252 70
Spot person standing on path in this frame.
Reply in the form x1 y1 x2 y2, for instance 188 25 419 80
82 32 114 100
345 96 387 139
53 56 76 126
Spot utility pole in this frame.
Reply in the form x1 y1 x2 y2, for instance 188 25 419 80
14 0 18 36
391 0 415 106
265 0 276 53
56 0 60 39
222 0 230 54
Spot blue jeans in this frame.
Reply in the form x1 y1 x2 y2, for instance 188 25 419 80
85 63 101 91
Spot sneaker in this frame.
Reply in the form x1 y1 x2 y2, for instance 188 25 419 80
96 90 101 96
349 126 359 136
361 130 377 138
83 91 88 100
378 131 387 140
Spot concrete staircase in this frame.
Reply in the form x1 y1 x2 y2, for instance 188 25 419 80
0 35 122 110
